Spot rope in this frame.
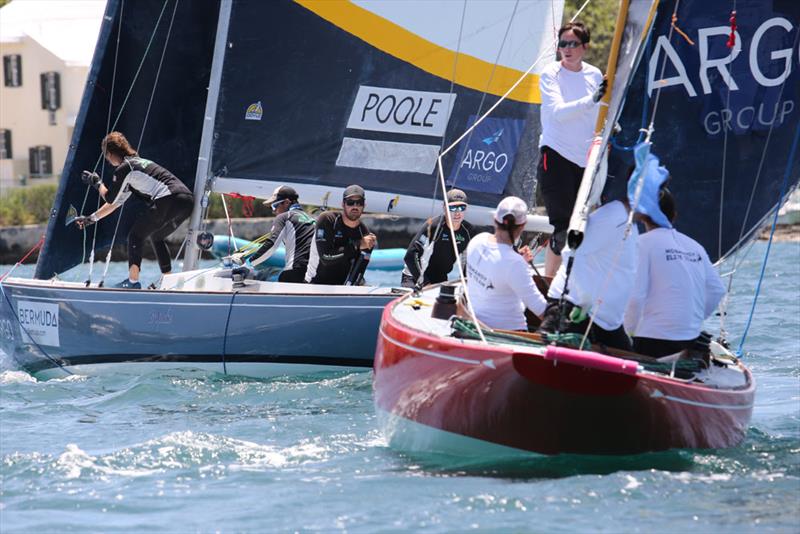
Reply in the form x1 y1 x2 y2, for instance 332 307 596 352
221 291 237 375
736 111 800 355
0 236 45 282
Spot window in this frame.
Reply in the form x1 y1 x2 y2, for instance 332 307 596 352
40 72 60 111
3 55 22 87
0 130 11 159
29 145 52 176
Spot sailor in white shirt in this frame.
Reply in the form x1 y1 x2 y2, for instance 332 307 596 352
465 197 547 331
624 189 726 357
541 199 638 351
537 21 607 278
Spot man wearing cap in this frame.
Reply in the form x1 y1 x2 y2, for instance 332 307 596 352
465 196 548 331
231 185 315 283
306 184 377 285
401 188 474 290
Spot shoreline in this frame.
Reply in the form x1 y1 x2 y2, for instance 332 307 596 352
1 218 797 266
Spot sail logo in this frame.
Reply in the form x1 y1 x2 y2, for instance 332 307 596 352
245 101 263 121
447 116 524 195
346 86 456 137
647 17 798 135
16 301 60 347
387 195 400 212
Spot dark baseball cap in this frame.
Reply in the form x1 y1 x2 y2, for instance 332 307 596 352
343 184 365 199
446 188 468 205
264 185 298 205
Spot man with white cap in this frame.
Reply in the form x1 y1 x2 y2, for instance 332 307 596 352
401 188 474 290
465 196 547 331
306 184 377 285
231 185 315 283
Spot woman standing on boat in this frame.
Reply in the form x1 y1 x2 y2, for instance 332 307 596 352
465 196 547 331
537 21 607 277
75 131 194 289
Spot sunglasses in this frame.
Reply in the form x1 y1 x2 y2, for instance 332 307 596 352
345 198 364 207
270 200 285 211
558 40 583 49
448 204 467 212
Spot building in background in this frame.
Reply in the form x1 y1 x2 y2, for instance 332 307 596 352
0 0 105 195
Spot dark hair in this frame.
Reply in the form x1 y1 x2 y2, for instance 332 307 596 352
102 131 137 159
496 214 523 244
558 21 591 44
658 187 676 223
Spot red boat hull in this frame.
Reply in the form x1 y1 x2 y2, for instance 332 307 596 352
374 301 755 456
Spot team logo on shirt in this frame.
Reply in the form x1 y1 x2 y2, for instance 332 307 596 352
245 101 263 121
316 228 325 239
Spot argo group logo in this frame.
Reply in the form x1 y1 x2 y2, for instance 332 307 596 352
245 101 263 121
447 116 525 194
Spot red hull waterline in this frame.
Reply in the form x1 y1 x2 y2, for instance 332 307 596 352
373 296 755 458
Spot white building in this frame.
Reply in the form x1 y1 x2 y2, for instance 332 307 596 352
0 0 105 195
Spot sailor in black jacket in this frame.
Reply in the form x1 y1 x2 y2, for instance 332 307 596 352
401 188 473 290
75 131 193 289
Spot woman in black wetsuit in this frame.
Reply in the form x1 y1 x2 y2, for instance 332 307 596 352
75 131 193 289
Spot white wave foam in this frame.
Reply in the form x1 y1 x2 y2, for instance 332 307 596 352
0 370 36 384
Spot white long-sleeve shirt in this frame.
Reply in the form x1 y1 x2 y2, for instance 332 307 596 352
466 233 547 331
624 227 726 341
548 201 638 331
538 61 603 167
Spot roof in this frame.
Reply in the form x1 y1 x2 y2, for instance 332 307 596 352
0 0 107 67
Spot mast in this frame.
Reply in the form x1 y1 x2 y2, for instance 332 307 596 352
183 0 233 271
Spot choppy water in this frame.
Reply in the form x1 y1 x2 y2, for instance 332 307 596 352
1 244 798 532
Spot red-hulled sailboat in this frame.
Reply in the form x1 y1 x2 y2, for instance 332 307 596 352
373 289 754 458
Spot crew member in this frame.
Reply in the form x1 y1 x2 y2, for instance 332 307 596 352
465 197 547 331
76 131 193 289
624 189 726 357
231 185 315 283
537 21 607 277
306 184 377 285
401 188 474 290
540 197 637 351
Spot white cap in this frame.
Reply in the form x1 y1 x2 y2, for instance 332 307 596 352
494 196 528 225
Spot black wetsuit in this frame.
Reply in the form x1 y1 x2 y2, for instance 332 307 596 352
248 204 315 283
401 216 473 288
306 211 369 285
107 156 193 273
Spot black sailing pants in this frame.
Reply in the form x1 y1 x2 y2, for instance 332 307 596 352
128 192 193 273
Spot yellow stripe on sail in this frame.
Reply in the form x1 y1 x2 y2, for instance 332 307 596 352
295 0 542 104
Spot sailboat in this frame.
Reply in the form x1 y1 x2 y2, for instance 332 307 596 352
0 0 555 379
373 0 800 457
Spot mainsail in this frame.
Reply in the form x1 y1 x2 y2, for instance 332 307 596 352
608 0 800 263
203 0 562 222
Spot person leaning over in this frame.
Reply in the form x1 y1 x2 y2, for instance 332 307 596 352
230 185 315 283
401 188 474 290
75 131 193 289
465 196 547 331
306 184 377 285
537 21 607 277
539 196 638 351
624 188 726 357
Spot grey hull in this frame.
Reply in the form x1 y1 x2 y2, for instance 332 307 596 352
0 270 402 379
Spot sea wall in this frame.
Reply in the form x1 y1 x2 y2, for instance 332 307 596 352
0 215 439 265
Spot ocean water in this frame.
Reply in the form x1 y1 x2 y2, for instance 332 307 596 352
0 243 798 532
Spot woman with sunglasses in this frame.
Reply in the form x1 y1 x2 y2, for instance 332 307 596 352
401 188 474 291
537 21 607 278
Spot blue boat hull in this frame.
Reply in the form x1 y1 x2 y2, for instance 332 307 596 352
0 274 400 379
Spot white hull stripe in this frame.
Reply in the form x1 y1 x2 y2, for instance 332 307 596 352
6 294 386 309
380 327 496 369
650 389 753 410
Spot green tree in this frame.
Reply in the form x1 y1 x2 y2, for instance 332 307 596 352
563 0 618 70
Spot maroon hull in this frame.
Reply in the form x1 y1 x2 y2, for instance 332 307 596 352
374 300 755 456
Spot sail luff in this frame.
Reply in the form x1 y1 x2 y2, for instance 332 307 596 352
183 0 233 272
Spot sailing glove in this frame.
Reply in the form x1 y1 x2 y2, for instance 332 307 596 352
81 170 102 189
74 214 97 229
592 77 608 103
